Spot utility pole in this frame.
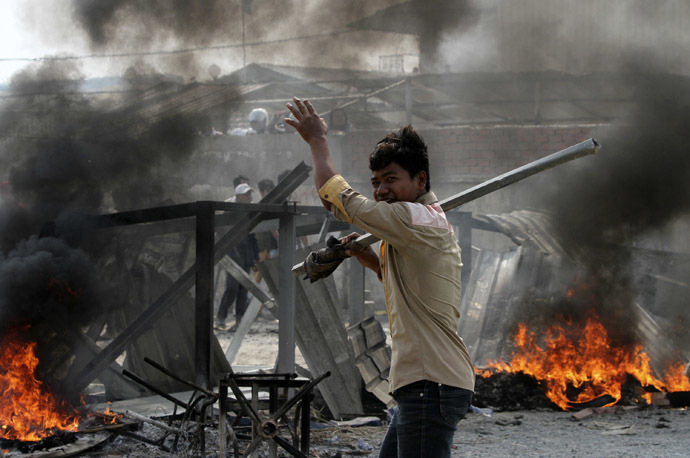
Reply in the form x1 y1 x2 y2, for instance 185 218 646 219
241 0 252 70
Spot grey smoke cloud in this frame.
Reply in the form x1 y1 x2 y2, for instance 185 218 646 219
521 64 690 351
545 69 690 263
0 61 200 249
70 0 479 74
73 0 245 47
0 236 103 329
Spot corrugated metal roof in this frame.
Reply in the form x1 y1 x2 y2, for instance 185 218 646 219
55 63 680 133
474 210 569 258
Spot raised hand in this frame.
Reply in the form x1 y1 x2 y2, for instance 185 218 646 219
285 97 328 144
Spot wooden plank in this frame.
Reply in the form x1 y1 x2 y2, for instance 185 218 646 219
218 255 277 363
68 162 311 393
347 317 394 408
258 250 364 419
473 248 523 364
111 264 231 396
458 250 502 362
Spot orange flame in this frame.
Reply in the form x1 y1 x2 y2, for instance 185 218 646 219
478 312 690 410
98 404 123 425
0 328 81 441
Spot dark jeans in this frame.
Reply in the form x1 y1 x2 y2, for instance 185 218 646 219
217 272 249 321
379 380 472 458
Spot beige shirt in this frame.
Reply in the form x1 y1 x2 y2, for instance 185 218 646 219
319 174 475 393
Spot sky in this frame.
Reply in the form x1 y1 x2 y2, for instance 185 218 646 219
0 2 70 83
0 1 99 84
0 2 42 83
0 0 421 86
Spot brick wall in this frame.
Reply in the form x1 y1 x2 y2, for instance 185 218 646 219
338 124 598 184
193 124 599 211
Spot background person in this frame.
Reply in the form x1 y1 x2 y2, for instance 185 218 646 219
216 183 259 331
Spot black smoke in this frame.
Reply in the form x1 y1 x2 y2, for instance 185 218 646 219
70 0 479 74
0 61 201 392
72 0 241 47
0 236 103 329
1 62 199 249
548 72 690 246
411 0 480 70
528 67 690 349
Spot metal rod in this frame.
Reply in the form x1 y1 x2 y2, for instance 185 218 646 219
292 138 600 277
194 201 215 390
270 371 330 421
273 434 309 458
125 410 185 434
83 195 326 230
222 377 263 426
144 357 217 398
122 370 190 409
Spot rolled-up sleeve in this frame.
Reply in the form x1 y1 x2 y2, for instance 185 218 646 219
319 175 354 223
319 174 413 250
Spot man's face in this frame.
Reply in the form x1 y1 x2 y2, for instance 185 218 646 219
236 192 253 204
250 120 266 133
370 162 427 203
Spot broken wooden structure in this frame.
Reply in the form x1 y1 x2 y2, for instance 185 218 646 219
258 250 365 419
347 316 395 408
60 162 313 400
24 158 388 458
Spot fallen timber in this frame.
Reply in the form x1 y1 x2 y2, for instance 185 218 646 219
292 138 600 277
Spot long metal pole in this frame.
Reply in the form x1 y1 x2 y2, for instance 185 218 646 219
292 138 600 277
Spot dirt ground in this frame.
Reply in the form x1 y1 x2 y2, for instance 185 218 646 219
62 317 690 457
71 404 690 457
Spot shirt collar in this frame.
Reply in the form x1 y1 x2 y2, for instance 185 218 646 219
415 190 438 205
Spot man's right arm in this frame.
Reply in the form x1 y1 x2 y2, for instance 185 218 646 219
285 97 337 211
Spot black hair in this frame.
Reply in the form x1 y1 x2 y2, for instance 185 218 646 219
368 125 430 192
233 174 250 188
258 179 275 194
277 169 291 184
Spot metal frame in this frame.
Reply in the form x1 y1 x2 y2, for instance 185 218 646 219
218 371 331 457
65 162 320 393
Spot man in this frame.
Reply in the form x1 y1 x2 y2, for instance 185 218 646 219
286 97 475 457
225 175 250 202
216 182 259 331
228 108 268 135
253 179 279 283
